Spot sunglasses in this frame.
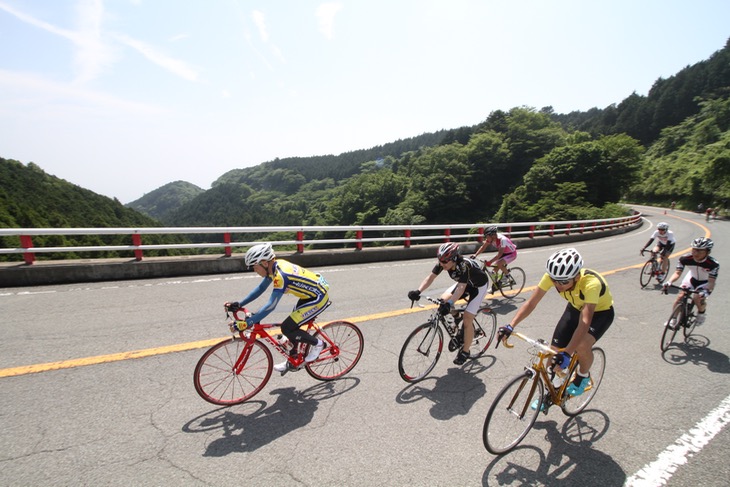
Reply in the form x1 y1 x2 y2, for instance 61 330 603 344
552 278 573 286
439 258 453 264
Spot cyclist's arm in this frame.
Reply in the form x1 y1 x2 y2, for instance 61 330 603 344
416 271 438 294
664 268 683 287
443 282 467 305
473 240 489 257
238 278 272 306
246 288 285 324
642 238 654 250
508 286 547 329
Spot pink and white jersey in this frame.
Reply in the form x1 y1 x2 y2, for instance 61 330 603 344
495 233 517 254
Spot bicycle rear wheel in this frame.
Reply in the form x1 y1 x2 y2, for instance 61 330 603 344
639 260 653 288
499 267 526 298
483 372 544 455
306 321 364 380
194 338 273 406
398 322 443 382
470 308 497 358
656 258 670 284
562 347 606 416
660 306 683 352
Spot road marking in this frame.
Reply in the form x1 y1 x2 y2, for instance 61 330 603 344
625 394 730 486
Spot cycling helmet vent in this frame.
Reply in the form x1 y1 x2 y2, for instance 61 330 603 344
657 222 669 230
484 225 498 236
437 242 460 262
691 237 713 250
545 248 583 280
245 243 276 267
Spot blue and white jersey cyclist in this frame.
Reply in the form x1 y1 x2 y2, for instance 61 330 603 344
226 243 329 372
662 237 719 326
408 242 490 366
641 221 676 278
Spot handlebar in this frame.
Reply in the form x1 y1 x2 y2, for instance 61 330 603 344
662 284 705 295
498 330 557 356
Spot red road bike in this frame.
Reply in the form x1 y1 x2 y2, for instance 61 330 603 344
194 302 364 406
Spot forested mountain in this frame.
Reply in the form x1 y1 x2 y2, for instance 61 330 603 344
0 158 188 261
127 180 204 222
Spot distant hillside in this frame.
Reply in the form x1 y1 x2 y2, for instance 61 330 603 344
126 180 204 223
0 158 189 261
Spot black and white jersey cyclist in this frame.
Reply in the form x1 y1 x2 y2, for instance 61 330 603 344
662 237 719 326
407 243 489 366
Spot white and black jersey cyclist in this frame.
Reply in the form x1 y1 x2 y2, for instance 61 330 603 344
641 222 676 257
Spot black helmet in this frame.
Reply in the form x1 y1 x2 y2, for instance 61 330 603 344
484 225 498 236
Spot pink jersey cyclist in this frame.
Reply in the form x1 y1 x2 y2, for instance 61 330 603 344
472 225 517 285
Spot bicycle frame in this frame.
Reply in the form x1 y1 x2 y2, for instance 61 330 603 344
502 332 576 409
227 307 332 373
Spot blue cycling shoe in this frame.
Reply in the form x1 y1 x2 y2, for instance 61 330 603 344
530 398 546 412
566 375 590 396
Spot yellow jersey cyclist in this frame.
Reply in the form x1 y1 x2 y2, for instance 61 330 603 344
640 221 676 279
498 248 614 399
225 243 329 372
662 237 719 327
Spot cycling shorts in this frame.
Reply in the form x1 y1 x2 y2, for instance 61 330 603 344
446 283 488 316
657 242 675 256
551 303 614 349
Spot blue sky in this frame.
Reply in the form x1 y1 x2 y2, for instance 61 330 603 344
1 0 728 204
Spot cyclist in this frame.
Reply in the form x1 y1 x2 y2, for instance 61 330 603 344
640 221 676 279
408 242 490 365
498 248 614 398
225 243 329 372
472 225 517 288
662 237 719 327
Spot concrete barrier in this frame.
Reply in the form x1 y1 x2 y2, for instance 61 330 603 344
0 222 641 287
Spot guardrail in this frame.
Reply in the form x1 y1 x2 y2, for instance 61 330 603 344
0 213 642 265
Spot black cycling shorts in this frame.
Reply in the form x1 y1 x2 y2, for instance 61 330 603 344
551 303 614 349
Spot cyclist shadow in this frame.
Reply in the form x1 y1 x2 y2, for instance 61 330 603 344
483 300 520 318
395 361 493 420
663 335 730 373
183 378 359 456
483 409 626 486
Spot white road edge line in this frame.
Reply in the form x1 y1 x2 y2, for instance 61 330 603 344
625 394 730 486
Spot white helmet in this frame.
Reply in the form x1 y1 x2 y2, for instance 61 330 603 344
244 243 276 267
657 222 669 230
546 248 583 280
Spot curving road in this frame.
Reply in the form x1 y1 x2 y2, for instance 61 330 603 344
0 205 727 486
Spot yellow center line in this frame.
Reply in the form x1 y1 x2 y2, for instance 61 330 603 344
1 215 711 379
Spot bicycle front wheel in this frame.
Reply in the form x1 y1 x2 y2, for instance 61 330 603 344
639 260 653 288
661 306 683 352
194 338 273 406
470 308 497 358
562 347 606 416
657 258 670 284
306 321 364 380
398 322 443 383
483 372 544 455
499 267 526 298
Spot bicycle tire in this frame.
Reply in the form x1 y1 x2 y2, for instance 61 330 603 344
498 267 526 298
398 321 443 383
683 304 697 338
639 260 653 288
193 338 273 406
562 347 606 416
470 308 497 358
483 372 544 455
660 306 683 352
306 321 364 381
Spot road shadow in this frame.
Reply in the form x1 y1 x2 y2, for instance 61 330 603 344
483 409 626 486
662 334 730 373
182 377 359 456
395 362 491 420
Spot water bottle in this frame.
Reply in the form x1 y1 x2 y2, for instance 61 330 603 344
276 334 292 351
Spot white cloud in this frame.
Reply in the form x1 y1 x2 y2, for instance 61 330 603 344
252 10 268 42
316 2 342 40
112 33 199 82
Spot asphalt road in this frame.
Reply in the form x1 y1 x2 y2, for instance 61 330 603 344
1 205 727 487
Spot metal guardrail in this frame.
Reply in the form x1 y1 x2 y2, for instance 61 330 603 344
0 213 642 265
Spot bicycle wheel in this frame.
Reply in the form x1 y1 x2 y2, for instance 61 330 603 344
639 260 653 288
470 309 497 358
499 267 526 298
398 322 443 382
483 372 544 455
660 306 683 352
306 321 364 381
562 347 606 416
194 338 273 406
683 306 697 338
